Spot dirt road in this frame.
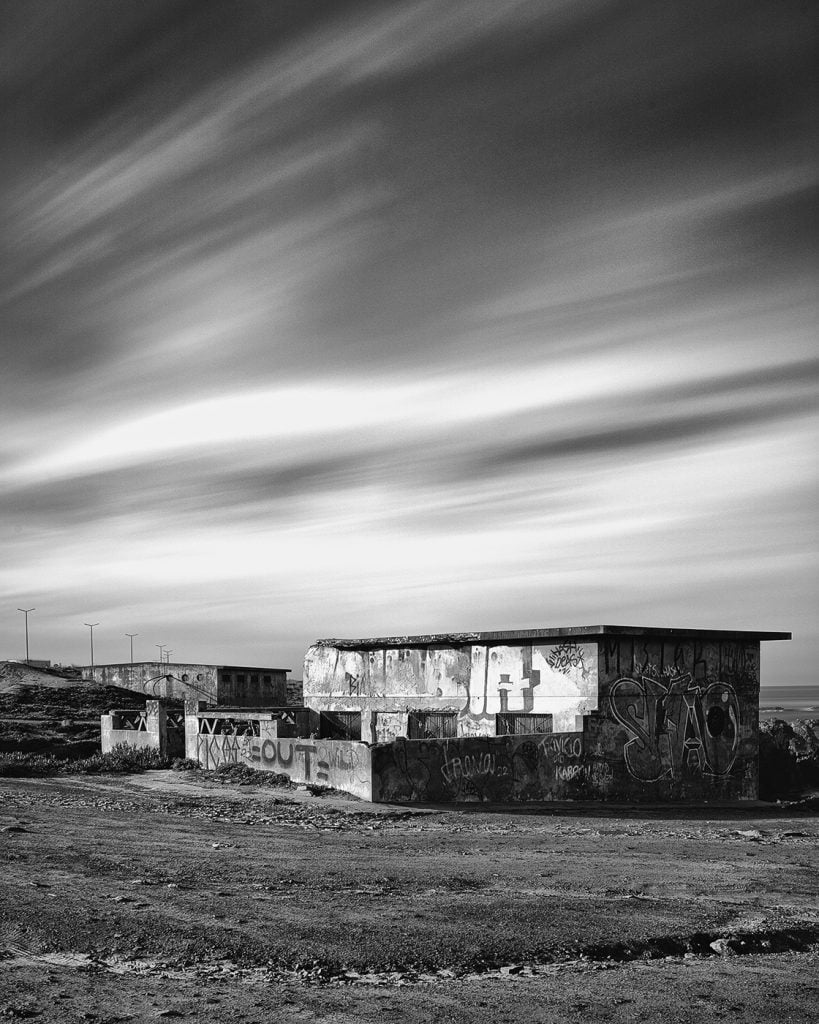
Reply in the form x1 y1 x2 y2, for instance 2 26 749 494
1 771 817 1022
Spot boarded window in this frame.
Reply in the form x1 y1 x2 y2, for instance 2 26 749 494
496 713 552 735
408 711 457 740
319 711 361 741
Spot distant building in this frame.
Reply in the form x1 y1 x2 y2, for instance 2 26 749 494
87 661 291 707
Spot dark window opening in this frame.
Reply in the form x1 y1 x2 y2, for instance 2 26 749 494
319 711 361 741
496 713 553 736
236 673 246 684
408 711 457 740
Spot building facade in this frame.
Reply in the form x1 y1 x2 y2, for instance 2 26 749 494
304 625 790 802
88 661 290 707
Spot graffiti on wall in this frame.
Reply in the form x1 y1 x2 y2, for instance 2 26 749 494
195 730 371 796
304 641 598 733
609 673 740 781
371 733 600 803
545 642 591 679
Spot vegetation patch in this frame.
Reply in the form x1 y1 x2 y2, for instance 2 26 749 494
0 743 173 777
759 719 819 800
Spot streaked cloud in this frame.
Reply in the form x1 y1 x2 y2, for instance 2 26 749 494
0 1 815 680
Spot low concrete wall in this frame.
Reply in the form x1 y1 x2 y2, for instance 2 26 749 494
371 733 596 803
371 707 753 804
101 701 184 758
191 714 372 799
100 722 160 754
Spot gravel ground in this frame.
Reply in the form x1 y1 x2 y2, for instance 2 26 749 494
1 770 818 1022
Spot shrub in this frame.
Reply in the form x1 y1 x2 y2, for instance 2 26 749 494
759 719 819 800
71 744 172 774
0 743 172 777
0 752 67 777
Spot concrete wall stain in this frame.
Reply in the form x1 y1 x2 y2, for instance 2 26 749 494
304 640 598 735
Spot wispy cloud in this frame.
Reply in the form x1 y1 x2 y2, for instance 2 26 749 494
0 1 815 676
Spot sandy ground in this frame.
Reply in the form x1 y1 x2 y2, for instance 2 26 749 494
1 770 818 1022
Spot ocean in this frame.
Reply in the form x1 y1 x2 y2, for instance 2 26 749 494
758 684 819 721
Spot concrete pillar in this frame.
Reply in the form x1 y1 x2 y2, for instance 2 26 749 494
184 700 206 760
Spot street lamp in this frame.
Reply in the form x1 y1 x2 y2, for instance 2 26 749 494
155 644 165 666
84 623 99 680
125 633 138 666
17 608 34 666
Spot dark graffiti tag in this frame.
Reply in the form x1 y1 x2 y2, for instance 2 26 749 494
609 675 740 781
240 737 330 783
545 642 590 680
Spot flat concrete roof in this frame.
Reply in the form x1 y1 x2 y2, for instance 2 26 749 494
316 625 792 649
87 662 291 672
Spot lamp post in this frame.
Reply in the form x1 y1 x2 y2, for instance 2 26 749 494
125 633 138 666
164 650 173 665
155 644 165 666
17 608 34 666
84 623 99 681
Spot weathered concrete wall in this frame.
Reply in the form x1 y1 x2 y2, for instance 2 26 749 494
91 663 289 707
371 733 593 802
594 636 760 801
100 700 184 758
190 714 371 799
304 640 598 735
217 668 288 707
371 637 761 802
92 663 220 702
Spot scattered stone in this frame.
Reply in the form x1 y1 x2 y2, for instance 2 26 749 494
709 938 736 956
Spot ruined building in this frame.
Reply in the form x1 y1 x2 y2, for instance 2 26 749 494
302 625 790 802
102 625 791 803
89 661 290 707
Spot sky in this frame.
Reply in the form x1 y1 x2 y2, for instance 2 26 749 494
0 0 816 684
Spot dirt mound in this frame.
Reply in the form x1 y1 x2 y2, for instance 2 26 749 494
0 661 81 693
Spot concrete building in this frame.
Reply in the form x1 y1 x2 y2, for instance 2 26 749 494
303 625 791 802
88 661 290 707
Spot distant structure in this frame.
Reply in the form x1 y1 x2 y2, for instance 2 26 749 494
303 625 791 802
87 661 290 707
12 658 51 670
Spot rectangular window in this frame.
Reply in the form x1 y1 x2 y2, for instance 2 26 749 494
407 711 457 740
263 674 271 685
250 673 259 685
236 673 246 684
319 711 362 741
496 713 552 736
